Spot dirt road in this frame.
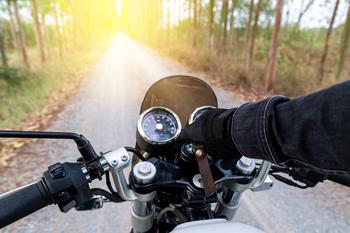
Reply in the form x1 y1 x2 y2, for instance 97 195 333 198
1 35 349 233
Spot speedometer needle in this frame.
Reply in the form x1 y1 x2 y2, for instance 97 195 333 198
151 116 157 124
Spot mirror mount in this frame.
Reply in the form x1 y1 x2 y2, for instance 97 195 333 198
0 130 99 162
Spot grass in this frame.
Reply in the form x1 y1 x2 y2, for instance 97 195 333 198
0 38 111 129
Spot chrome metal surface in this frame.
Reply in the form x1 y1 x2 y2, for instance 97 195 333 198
236 157 255 175
251 175 273 192
133 161 156 184
99 157 109 172
131 203 155 233
75 195 105 211
249 160 272 190
188 105 216 124
214 192 241 220
192 174 203 188
81 166 91 181
137 106 182 145
102 147 156 202
102 147 137 201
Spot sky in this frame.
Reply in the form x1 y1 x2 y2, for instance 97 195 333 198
285 0 348 28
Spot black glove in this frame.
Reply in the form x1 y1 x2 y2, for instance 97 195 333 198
180 108 241 159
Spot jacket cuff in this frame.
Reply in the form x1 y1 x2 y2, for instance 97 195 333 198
230 96 289 163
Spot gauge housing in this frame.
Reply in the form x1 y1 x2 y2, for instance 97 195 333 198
136 106 182 154
188 106 216 125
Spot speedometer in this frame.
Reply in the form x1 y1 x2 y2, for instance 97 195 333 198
137 107 181 145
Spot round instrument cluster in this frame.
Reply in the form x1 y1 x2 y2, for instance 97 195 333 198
138 107 181 145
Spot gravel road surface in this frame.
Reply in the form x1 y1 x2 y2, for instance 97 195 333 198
1 35 349 233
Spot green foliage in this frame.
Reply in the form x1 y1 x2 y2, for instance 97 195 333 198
0 38 110 129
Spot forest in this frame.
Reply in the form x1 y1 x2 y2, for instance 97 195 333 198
0 0 349 128
119 0 350 97
0 0 117 128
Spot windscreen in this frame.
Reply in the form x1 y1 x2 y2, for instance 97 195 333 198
140 75 218 127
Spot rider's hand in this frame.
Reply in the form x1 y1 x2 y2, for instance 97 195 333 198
180 108 242 159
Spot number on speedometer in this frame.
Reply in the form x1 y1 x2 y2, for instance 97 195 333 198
138 107 181 145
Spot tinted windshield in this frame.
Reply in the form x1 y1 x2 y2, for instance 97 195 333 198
140 75 218 126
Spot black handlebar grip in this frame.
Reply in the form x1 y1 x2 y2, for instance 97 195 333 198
0 180 52 228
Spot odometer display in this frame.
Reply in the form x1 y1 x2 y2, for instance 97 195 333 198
138 107 181 144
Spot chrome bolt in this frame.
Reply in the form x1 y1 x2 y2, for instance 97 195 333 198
138 163 152 175
121 155 128 162
111 160 118 166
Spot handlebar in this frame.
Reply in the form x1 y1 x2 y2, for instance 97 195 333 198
0 180 52 228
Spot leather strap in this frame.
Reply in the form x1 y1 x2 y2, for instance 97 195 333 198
193 145 217 197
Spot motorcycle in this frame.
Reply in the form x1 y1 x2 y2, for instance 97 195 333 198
0 75 348 232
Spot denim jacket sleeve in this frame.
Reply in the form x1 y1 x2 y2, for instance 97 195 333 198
230 81 350 172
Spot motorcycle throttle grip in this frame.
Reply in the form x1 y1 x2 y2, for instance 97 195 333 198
0 180 52 228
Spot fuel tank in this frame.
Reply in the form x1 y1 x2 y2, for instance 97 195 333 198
171 219 266 233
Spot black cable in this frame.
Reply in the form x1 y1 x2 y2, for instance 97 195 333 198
106 171 118 195
91 188 124 203
125 147 146 161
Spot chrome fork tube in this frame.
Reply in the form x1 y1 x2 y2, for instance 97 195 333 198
131 200 155 233
214 190 242 220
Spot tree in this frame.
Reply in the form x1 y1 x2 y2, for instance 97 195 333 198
192 0 197 47
6 0 20 55
30 0 46 63
242 0 254 72
13 0 30 69
208 0 215 51
265 0 284 92
40 7 51 60
335 1 350 80
248 0 262 67
221 0 229 51
230 0 236 33
0 22 8 68
288 0 315 42
317 0 339 84
52 2 63 58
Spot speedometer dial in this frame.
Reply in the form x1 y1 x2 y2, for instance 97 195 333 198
138 107 181 145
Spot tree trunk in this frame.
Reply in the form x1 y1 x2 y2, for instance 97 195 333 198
167 0 171 42
13 0 30 69
59 7 68 52
284 0 293 33
335 1 350 80
317 0 339 84
188 0 192 18
30 0 46 63
230 0 236 31
192 0 197 47
242 0 254 72
0 24 8 69
198 0 202 24
264 0 284 92
221 0 229 51
52 2 63 58
208 0 215 51
6 0 19 54
288 0 314 42
41 13 51 60
248 0 262 67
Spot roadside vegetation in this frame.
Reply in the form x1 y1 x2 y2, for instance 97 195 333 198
119 0 349 97
0 0 117 129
